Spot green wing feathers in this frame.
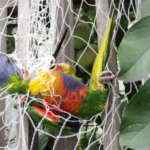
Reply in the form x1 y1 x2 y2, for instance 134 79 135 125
76 89 109 118
4 75 28 94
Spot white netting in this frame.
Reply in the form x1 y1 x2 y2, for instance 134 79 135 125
0 0 140 150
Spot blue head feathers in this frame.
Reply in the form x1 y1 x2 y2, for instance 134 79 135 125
0 53 23 87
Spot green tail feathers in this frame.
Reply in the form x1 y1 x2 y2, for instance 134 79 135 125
90 13 114 90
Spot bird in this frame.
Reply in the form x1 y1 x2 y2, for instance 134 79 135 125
27 13 114 129
0 53 23 87
0 13 114 133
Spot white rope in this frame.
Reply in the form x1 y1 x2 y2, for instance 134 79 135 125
0 0 140 149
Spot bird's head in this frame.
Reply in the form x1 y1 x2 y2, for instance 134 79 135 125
0 53 23 87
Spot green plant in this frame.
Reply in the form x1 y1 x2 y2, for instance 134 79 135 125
119 1 150 149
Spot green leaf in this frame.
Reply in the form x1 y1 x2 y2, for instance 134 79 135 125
141 0 150 18
118 16 150 81
78 124 100 150
120 79 150 150
39 133 49 150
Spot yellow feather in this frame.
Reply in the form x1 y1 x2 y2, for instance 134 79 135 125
56 63 81 81
29 71 60 96
90 13 114 90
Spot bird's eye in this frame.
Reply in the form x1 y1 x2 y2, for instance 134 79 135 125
49 65 56 70
49 57 56 69
7 58 16 64
7 58 11 63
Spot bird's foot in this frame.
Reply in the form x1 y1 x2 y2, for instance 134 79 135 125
99 71 116 85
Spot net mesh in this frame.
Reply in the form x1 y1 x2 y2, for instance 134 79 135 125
0 0 141 150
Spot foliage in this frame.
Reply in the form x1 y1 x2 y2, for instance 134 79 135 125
39 133 50 150
74 5 98 83
118 16 150 82
120 79 150 150
119 1 150 150
7 24 16 54
74 22 91 49
141 0 150 18
78 124 100 150
76 44 97 71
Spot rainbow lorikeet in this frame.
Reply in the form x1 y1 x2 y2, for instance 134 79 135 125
27 14 114 128
28 69 108 119
1 14 114 132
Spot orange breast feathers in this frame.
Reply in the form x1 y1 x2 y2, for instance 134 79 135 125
29 70 88 114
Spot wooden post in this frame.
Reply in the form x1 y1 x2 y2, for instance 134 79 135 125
54 0 76 149
63 0 74 63
95 0 121 150
103 49 121 150
0 0 7 147
95 0 109 48
56 0 74 63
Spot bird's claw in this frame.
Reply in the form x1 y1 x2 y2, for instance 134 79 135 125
99 71 116 84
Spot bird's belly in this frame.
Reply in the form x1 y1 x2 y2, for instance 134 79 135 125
44 87 88 114
43 71 89 114
59 87 88 114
